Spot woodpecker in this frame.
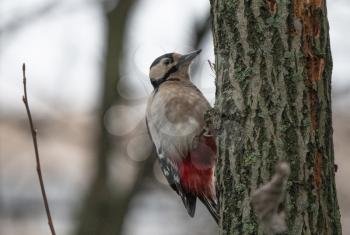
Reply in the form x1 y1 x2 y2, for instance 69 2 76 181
146 50 218 223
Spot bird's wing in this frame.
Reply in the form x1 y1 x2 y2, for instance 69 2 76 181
158 146 197 217
146 117 197 216
146 82 211 216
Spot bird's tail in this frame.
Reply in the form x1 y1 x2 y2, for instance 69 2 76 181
199 196 219 224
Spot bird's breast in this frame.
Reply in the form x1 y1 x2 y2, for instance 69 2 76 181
146 82 211 161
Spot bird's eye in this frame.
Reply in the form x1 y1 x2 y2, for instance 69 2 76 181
164 59 170 65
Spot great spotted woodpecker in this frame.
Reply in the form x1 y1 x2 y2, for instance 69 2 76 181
146 50 218 223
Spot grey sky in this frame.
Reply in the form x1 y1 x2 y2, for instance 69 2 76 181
0 0 349 114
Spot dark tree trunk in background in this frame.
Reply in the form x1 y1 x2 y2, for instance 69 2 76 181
210 0 342 234
74 1 138 235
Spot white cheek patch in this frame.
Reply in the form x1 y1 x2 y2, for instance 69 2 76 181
150 64 166 81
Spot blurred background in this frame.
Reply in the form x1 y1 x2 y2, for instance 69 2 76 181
0 0 349 234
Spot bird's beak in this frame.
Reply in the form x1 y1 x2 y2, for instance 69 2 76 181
178 49 202 67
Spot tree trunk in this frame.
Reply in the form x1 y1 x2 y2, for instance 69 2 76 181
74 1 138 235
210 0 342 234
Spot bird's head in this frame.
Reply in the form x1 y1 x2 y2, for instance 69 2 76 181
149 50 201 88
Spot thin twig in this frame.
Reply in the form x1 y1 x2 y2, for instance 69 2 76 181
22 63 57 235
208 60 215 73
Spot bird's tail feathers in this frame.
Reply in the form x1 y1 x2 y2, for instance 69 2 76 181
199 196 219 224
180 192 197 217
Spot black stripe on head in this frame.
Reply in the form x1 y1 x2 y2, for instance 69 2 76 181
150 53 174 68
151 65 178 88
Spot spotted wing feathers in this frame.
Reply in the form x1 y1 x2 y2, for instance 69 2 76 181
146 118 197 217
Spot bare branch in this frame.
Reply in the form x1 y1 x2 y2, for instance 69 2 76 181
251 161 290 235
22 63 57 235
208 60 215 73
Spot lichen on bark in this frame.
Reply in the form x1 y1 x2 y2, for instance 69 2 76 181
210 0 342 234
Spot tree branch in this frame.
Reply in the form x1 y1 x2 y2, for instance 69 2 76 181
22 63 57 235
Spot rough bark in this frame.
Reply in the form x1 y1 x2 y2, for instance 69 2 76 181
210 0 341 234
